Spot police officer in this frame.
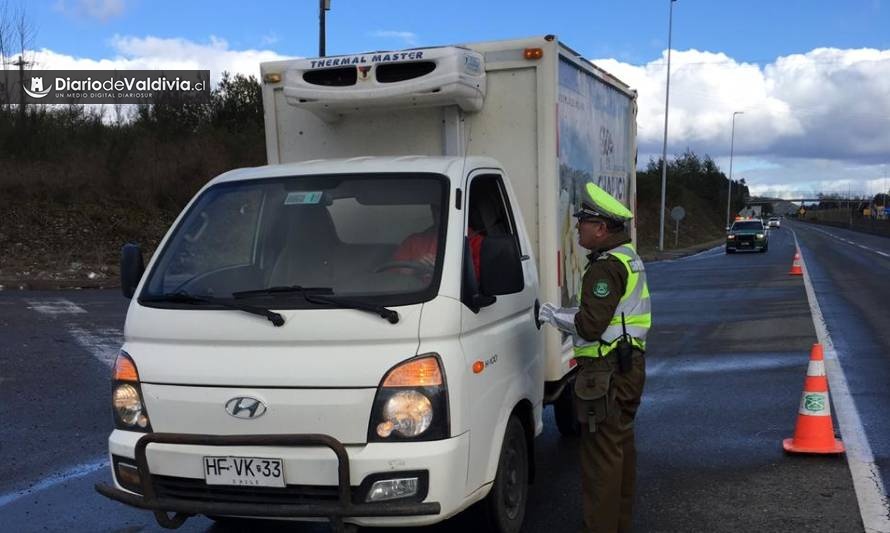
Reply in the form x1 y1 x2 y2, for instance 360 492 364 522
539 182 650 533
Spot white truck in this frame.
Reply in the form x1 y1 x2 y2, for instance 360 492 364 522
97 36 637 532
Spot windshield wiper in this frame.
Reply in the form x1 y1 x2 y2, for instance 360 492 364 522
232 285 334 298
232 285 400 324
140 291 285 327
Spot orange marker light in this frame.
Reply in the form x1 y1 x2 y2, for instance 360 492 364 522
383 356 443 387
472 361 485 374
113 353 139 382
524 48 544 60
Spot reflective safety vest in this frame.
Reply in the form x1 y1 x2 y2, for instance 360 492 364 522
573 243 651 358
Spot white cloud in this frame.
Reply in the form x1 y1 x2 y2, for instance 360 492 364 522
15 35 291 84
54 0 126 22
5 35 888 198
371 30 419 47
594 47 890 196
260 33 280 46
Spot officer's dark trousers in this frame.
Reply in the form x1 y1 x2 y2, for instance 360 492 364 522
578 351 646 533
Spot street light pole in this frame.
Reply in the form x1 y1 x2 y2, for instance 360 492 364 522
319 0 331 57
726 111 744 227
658 0 678 251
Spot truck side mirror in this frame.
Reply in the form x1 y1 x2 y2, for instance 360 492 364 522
479 236 524 296
121 243 145 299
461 238 494 312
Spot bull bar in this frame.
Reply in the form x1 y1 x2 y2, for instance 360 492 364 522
95 432 441 532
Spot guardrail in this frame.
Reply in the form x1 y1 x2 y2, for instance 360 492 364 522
800 210 890 238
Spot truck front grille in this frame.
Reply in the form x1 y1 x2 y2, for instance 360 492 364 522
153 475 351 505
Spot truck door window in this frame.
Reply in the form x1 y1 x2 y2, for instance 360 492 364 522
467 174 521 279
468 174 518 239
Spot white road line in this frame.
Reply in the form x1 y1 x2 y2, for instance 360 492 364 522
793 230 890 533
0 457 108 509
68 325 123 367
25 298 87 315
805 225 890 260
24 297 122 366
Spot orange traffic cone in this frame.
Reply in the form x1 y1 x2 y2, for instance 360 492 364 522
783 343 844 454
789 250 803 276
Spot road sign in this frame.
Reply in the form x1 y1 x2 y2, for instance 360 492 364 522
670 206 685 248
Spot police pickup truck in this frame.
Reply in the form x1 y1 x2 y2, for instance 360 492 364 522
726 219 769 253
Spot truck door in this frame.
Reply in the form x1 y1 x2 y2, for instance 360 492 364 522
459 170 542 492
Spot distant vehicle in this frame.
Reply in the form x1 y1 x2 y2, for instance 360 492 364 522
726 220 769 253
768 217 781 228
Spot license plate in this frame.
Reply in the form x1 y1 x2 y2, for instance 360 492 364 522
741 242 751 247
204 456 285 487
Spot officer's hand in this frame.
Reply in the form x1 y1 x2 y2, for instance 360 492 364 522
538 302 558 325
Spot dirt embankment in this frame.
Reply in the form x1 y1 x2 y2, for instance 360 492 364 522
0 191 727 290
0 201 177 289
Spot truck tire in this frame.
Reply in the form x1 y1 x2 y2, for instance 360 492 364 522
554 378 580 437
481 415 529 533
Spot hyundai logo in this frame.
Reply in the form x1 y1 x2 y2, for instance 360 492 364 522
225 397 267 419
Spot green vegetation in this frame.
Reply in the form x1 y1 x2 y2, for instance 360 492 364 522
0 73 266 285
635 150 749 255
0 75 747 284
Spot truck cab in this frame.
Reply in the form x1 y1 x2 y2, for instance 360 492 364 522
98 36 638 532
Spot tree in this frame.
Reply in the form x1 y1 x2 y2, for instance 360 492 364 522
210 71 263 132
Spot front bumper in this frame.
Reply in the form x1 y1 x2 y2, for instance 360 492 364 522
726 238 765 251
96 432 461 531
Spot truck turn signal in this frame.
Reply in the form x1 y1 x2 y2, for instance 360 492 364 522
524 48 544 60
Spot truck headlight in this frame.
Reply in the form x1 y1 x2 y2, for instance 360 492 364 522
369 354 449 442
756 233 764 239
378 391 433 438
112 351 152 432
727 234 736 240
113 384 147 427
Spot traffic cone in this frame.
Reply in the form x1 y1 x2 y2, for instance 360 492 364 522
789 250 803 276
783 343 844 454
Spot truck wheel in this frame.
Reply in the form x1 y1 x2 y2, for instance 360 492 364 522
554 378 580 437
482 415 528 533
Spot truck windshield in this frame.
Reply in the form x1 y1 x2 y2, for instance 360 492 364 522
731 221 764 231
141 173 449 308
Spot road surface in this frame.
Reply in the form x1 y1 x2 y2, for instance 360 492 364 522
1 224 879 532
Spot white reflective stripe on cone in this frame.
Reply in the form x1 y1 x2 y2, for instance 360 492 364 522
806 360 826 377
798 391 831 417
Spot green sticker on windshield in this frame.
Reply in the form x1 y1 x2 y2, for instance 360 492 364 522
593 280 610 298
285 191 323 205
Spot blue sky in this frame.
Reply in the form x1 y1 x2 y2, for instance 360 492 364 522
36 0 890 64
11 0 890 197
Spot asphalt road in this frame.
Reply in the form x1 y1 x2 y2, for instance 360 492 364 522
791 221 890 512
0 224 876 532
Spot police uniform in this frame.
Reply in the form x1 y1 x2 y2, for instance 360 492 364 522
539 183 651 533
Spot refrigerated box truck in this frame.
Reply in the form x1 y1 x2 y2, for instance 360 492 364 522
97 35 638 533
